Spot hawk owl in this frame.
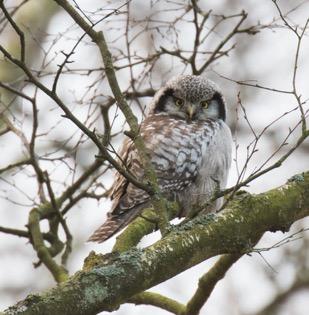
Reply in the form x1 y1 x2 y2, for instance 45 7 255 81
88 75 232 243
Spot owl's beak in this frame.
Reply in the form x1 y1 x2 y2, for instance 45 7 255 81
186 105 195 120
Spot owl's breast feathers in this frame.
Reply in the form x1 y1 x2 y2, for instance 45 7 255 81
110 114 231 214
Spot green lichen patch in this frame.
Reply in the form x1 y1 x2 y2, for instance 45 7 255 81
288 173 305 183
82 277 108 304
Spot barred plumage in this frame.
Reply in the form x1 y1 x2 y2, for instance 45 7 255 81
88 75 232 243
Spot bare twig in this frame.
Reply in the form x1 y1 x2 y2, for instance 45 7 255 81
0 1 25 61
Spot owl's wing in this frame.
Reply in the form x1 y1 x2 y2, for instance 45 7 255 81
87 138 143 243
109 138 133 204
109 138 150 214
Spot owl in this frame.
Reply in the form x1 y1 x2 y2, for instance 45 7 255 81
88 75 232 243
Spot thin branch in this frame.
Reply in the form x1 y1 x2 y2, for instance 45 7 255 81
0 0 29 32
27 206 68 283
197 10 248 74
0 81 34 101
0 226 30 238
215 73 294 95
0 225 56 243
0 159 31 174
128 292 185 315
250 228 309 253
0 1 25 62
183 254 242 315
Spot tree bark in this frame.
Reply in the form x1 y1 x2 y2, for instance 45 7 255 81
3 171 309 315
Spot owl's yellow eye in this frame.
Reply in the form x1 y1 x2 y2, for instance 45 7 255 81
175 98 184 107
200 100 209 108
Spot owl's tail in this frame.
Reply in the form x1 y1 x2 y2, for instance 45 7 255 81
87 211 138 243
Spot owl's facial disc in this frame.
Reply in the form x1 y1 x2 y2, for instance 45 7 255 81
153 80 226 121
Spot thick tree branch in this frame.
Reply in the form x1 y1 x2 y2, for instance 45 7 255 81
3 171 309 315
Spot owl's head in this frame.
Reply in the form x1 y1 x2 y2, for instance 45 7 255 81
150 75 226 122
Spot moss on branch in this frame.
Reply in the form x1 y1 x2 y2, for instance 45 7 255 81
113 202 180 253
28 207 68 283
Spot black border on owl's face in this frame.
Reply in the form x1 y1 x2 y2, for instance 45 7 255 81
212 92 226 121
